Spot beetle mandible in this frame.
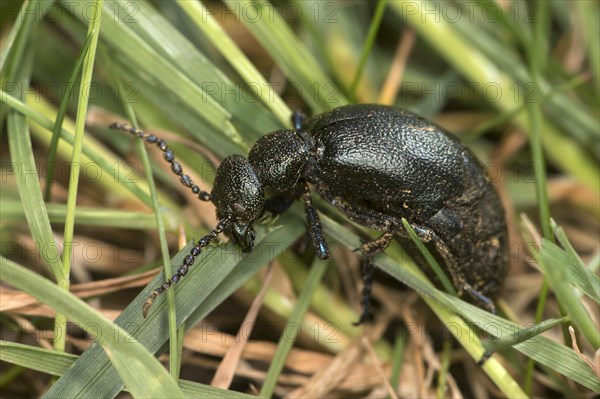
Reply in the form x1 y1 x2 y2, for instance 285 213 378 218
111 104 509 322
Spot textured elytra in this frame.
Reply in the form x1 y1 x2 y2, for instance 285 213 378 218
302 105 508 301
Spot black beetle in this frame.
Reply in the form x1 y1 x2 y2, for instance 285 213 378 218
111 104 508 321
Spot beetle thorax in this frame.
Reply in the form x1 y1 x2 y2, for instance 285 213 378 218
248 129 310 192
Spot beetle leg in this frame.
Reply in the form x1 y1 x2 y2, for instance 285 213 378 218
354 256 374 325
299 183 330 259
406 224 496 314
353 231 395 325
361 231 395 254
326 196 396 231
291 111 306 131
262 195 295 216
463 284 496 314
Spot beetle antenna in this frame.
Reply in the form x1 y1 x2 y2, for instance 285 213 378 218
142 217 231 317
110 122 211 202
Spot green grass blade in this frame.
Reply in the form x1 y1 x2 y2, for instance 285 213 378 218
538 238 600 349
0 341 77 377
0 0 53 92
349 0 387 99
260 259 329 398
322 214 599 394
0 0 42 74
527 1 552 240
43 213 304 398
115 87 182 377
1 257 184 398
65 0 251 152
0 341 255 398
222 0 348 112
1 199 169 230
45 34 93 201
389 327 407 393
183 216 307 326
449 297 600 393
178 380 256 398
551 220 600 303
483 317 569 353
576 1 600 92
174 0 291 126
277 251 358 347
542 237 600 304
523 5 556 387
55 0 104 354
6 57 64 281
401 218 456 296
0 90 154 205
66 0 284 148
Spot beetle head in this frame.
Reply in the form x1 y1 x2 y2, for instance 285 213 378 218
211 154 264 251
248 130 310 192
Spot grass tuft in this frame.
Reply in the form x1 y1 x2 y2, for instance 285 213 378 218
1 1 598 397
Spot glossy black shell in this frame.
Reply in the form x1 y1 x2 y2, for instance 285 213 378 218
303 104 508 299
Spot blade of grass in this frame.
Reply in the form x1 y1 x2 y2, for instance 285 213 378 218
0 341 255 398
0 341 78 377
105 0 283 144
1 199 173 230
349 0 388 99
436 339 452 399
482 317 569 353
474 0 531 47
464 72 591 141
401 218 456 296
551 220 600 302
260 259 329 398
448 3 599 157
0 0 46 75
1 257 184 398
538 238 600 349
542 236 600 304
45 34 93 201
43 213 304 398
322 213 599 394
56 0 103 354
389 326 407 394
277 250 357 348
526 1 551 240
523 3 561 392
242 253 361 354
0 3 25 73
64 0 247 152
576 1 600 92
223 0 348 113
0 90 156 206
183 217 308 329
114 76 182 378
448 295 600 393
174 0 290 126
6 58 64 280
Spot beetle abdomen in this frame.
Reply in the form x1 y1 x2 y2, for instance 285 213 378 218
308 105 467 222
306 104 508 301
